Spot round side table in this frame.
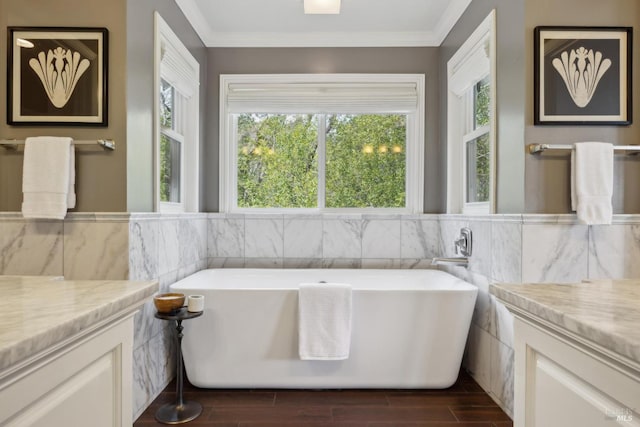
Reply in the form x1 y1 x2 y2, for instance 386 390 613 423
154 307 203 424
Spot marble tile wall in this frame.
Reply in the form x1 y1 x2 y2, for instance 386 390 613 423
521 217 589 284
0 213 63 276
64 214 131 280
589 221 640 279
440 214 640 418
438 215 519 417
0 212 208 420
128 213 208 419
207 213 441 269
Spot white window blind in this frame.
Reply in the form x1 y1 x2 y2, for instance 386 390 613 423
448 39 490 97
226 82 419 114
159 37 198 98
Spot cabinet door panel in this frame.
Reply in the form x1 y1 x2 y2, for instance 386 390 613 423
6 353 115 427
531 353 639 427
514 317 640 427
0 316 133 427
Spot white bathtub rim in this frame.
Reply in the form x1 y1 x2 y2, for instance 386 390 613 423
171 268 479 292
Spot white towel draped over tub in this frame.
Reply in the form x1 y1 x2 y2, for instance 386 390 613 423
22 137 75 220
570 142 613 225
298 282 352 360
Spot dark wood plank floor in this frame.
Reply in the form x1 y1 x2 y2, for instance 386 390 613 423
134 370 512 427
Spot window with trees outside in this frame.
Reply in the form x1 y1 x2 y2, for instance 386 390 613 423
464 77 490 205
220 75 425 213
160 79 184 204
154 12 200 213
446 10 495 214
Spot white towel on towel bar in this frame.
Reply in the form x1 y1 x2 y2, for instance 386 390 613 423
571 142 613 225
298 282 352 361
22 137 75 220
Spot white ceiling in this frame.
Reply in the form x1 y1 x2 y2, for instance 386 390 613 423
175 0 472 47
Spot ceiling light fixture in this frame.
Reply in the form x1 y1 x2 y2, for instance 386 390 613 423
304 0 341 14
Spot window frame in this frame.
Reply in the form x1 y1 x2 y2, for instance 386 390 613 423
154 12 200 213
219 74 425 214
159 79 187 208
446 10 496 215
462 80 491 212
160 127 185 204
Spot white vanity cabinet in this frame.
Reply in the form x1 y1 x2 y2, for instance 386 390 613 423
0 277 157 427
512 314 640 427
0 315 134 427
491 281 640 427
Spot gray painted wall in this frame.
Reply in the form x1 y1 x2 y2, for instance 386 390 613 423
0 0 128 212
126 0 207 212
523 0 640 213
204 47 441 212
0 0 206 213
2 1 638 214
442 0 640 214
440 0 526 214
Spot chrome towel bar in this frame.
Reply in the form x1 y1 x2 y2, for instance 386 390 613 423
0 139 115 151
529 143 640 155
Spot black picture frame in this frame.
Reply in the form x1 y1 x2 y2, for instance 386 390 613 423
534 26 632 125
7 27 108 126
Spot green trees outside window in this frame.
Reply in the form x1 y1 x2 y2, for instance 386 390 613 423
236 113 407 209
160 79 176 203
466 78 490 204
326 114 405 208
237 114 318 208
474 78 490 128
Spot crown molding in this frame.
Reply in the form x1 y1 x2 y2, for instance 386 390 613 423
175 0 210 46
177 0 472 47
432 0 473 45
203 31 441 47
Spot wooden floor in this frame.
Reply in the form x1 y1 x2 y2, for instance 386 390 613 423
134 370 512 427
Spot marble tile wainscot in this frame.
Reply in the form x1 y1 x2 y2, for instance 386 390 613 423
438 214 640 419
207 213 442 269
438 214 521 417
128 213 208 419
0 213 64 276
0 212 209 419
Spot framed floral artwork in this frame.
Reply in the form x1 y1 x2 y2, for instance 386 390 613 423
534 26 632 125
7 27 108 126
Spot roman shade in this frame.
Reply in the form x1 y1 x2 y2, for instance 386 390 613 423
160 38 199 98
226 82 419 114
448 38 490 97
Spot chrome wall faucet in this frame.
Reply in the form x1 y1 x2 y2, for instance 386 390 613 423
432 227 472 268
454 227 472 257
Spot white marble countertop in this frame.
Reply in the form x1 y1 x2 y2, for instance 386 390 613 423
0 276 158 373
490 280 640 365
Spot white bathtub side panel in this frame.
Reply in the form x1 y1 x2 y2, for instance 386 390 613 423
180 288 476 388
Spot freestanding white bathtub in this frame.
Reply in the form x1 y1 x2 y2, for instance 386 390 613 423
171 268 477 389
